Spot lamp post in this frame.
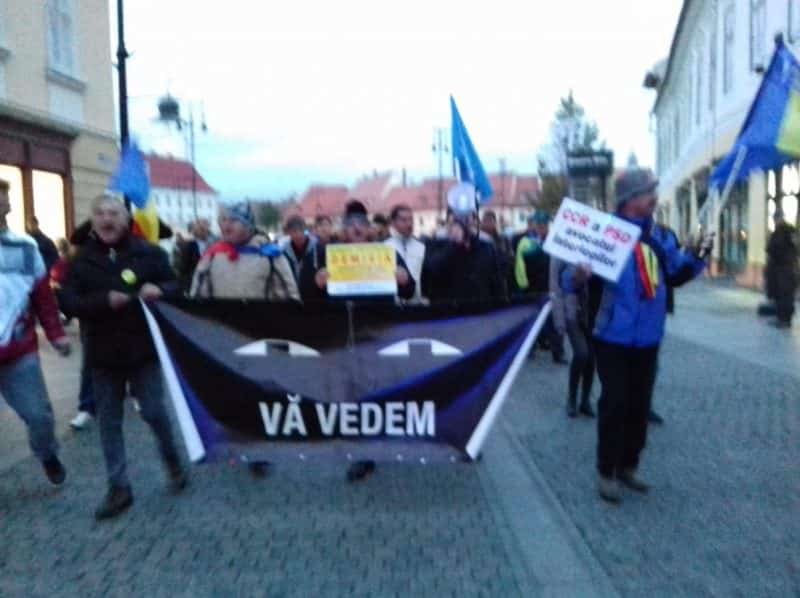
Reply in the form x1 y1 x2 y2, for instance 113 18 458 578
156 95 207 223
432 128 449 218
116 0 130 210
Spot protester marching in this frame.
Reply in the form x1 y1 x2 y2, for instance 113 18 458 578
0 71 792 582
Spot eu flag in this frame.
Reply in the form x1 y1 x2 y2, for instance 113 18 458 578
450 96 494 203
711 37 800 190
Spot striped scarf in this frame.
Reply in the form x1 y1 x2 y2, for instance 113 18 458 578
634 242 660 300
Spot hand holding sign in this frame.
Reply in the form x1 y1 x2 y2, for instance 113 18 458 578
543 198 641 283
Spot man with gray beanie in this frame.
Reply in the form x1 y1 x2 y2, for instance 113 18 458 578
564 168 712 503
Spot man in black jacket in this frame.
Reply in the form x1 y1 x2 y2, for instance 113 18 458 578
26 217 59 273
299 200 415 304
766 210 798 328
61 194 187 520
175 218 213 293
423 214 506 303
299 200 415 481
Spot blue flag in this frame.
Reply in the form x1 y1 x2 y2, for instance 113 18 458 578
711 37 800 190
110 143 151 209
450 96 493 203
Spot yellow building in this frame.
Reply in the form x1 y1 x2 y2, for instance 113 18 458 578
0 0 117 240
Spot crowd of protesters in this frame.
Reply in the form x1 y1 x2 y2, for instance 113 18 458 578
2 163 796 519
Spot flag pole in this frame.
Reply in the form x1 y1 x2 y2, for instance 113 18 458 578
700 145 747 235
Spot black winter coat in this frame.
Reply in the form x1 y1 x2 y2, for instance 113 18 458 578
766 223 799 300
298 243 416 303
60 234 179 369
422 238 506 303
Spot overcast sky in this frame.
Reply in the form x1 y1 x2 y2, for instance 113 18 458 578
112 0 684 200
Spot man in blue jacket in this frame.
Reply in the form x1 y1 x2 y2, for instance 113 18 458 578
588 169 711 503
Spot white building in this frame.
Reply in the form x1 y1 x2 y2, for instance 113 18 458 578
145 153 219 239
646 0 800 287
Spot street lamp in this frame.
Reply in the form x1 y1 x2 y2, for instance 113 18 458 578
115 0 130 210
432 128 449 218
156 94 208 222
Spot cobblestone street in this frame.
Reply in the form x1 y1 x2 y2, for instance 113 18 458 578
0 281 798 597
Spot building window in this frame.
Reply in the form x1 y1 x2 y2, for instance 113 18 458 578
750 0 767 71
791 1 800 44
47 0 78 77
709 27 718 111
723 3 735 94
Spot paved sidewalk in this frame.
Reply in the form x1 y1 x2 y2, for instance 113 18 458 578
518 281 800 597
2 280 792 596
0 325 610 597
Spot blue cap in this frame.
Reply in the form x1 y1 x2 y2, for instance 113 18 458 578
224 201 255 229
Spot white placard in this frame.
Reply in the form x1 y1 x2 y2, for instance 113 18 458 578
542 198 641 283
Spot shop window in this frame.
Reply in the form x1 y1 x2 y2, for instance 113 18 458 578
0 164 25 234
32 170 65 241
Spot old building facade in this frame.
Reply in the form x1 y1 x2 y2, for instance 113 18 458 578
0 0 117 240
647 0 800 286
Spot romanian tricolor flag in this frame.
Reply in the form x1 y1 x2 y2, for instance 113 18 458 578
109 143 159 243
711 36 800 190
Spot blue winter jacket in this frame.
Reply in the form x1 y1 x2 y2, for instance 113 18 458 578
562 217 706 348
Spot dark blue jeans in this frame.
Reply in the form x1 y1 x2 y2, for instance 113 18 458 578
78 326 95 414
0 354 59 462
92 361 180 488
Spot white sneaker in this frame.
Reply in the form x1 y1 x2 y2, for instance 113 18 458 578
69 411 93 430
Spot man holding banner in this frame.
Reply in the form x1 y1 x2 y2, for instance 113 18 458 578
299 199 415 480
61 194 188 520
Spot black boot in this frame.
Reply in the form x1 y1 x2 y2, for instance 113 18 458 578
579 399 595 418
248 461 271 478
566 396 577 418
95 485 133 520
165 459 189 493
42 456 66 486
346 460 376 482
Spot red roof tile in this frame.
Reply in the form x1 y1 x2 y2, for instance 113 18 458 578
349 171 395 213
145 154 216 194
292 185 350 220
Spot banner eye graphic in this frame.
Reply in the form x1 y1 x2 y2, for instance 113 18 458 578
378 339 463 357
234 339 321 357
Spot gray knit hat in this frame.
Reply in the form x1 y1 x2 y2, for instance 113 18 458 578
615 169 657 208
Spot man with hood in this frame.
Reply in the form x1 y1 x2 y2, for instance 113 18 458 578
566 168 711 503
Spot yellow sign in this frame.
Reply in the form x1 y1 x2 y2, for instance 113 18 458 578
326 243 397 296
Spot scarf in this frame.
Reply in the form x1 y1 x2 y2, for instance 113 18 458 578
634 242 660 300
